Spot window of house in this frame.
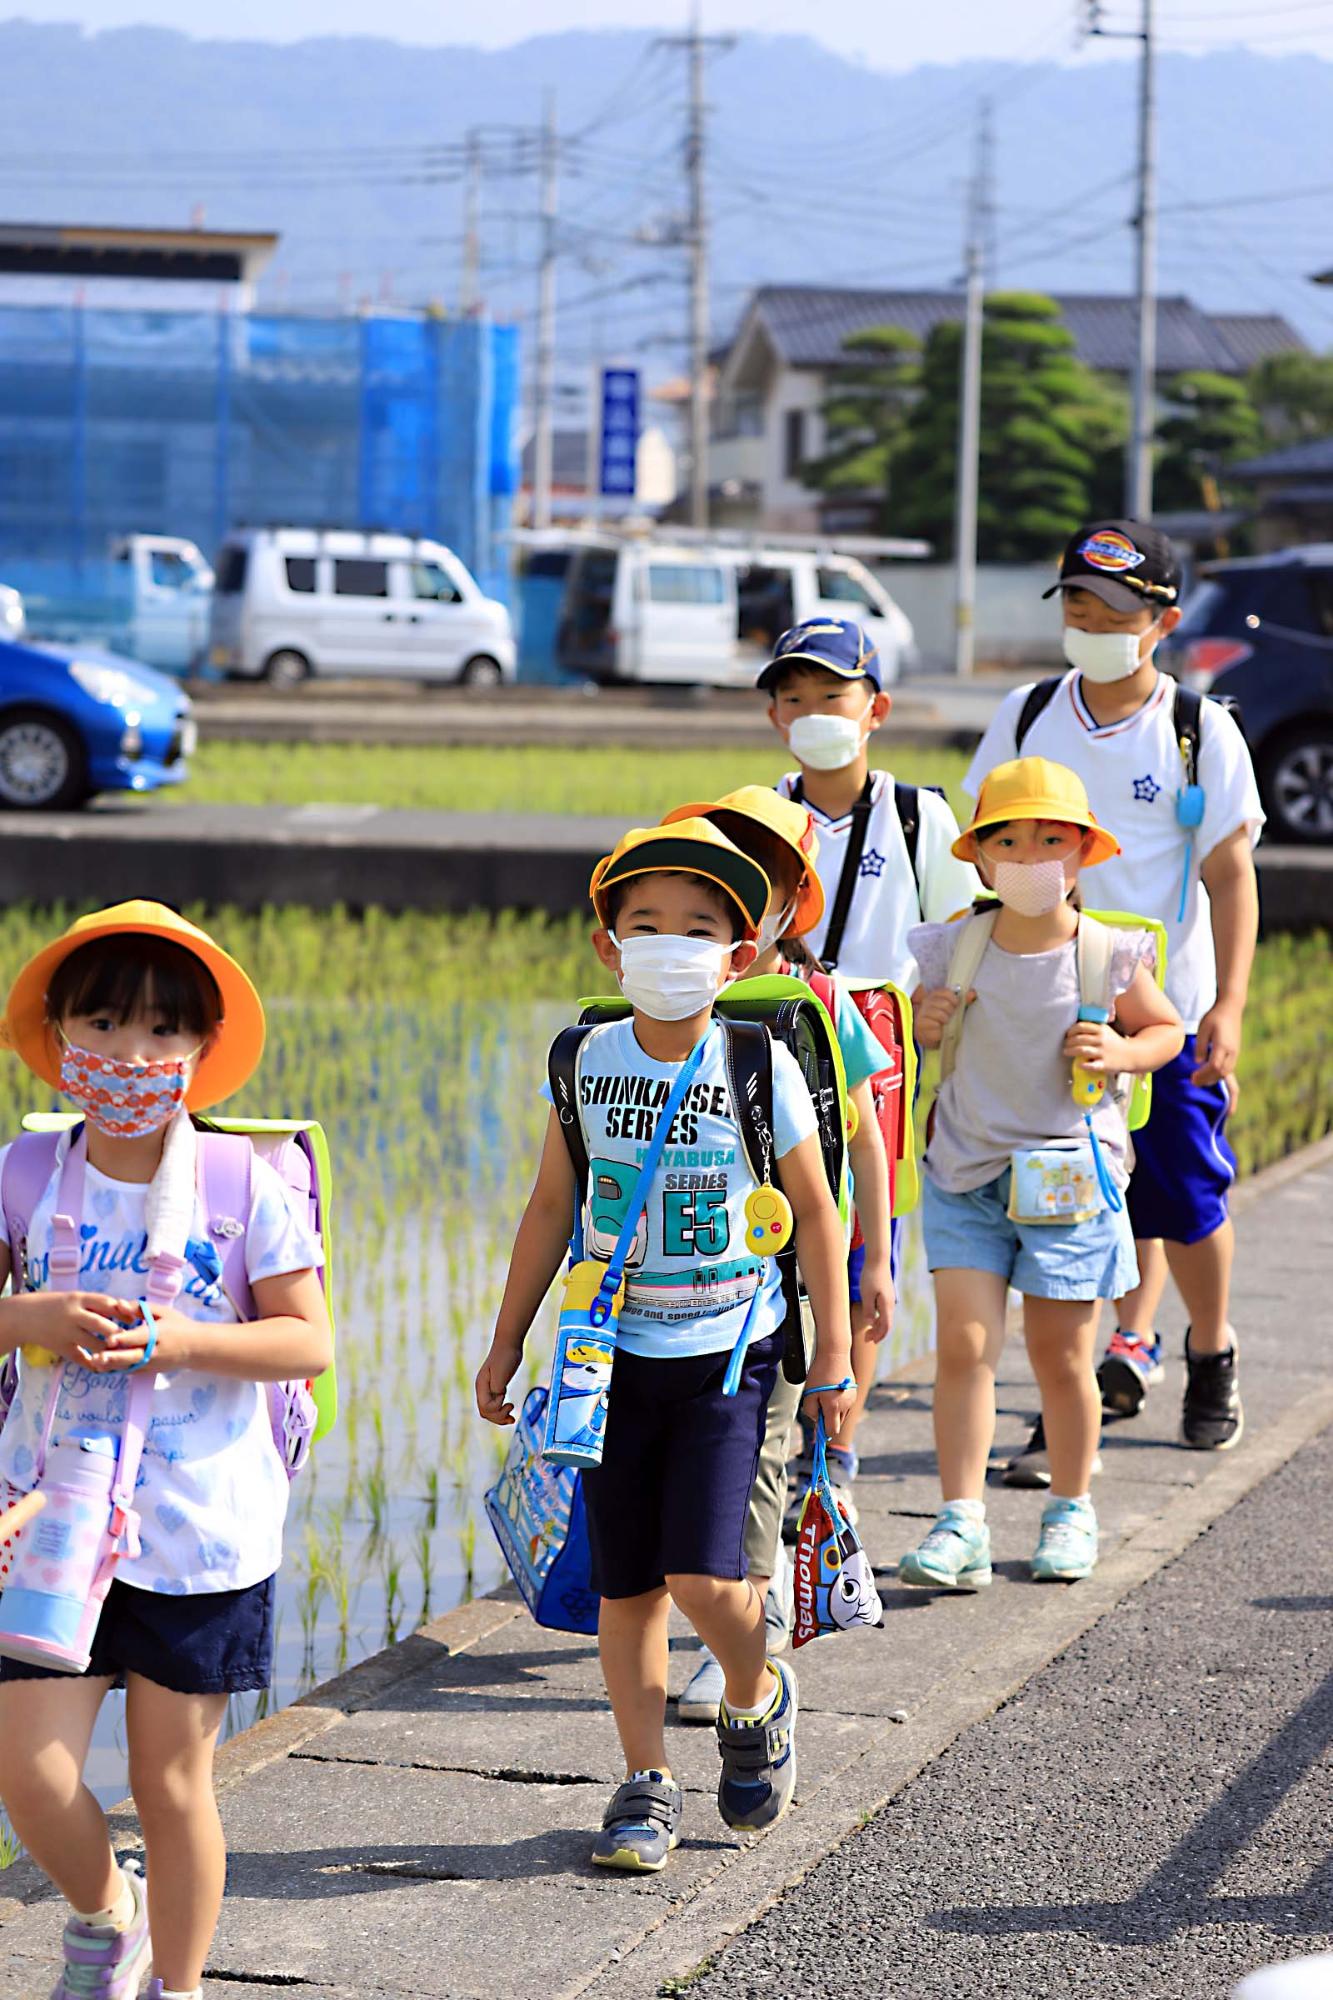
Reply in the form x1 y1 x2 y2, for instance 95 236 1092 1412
333 558 388 598
783 408 806 479
284 556 317 593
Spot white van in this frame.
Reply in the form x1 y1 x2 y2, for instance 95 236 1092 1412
208 528 516 688
557 540 914 687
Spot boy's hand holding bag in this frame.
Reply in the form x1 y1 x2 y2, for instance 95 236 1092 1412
792 1410 883 1649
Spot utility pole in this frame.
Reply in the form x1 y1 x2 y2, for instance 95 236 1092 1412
657 6 733 530
953 99 990 680
531 91 559 531
461 128 482 314
1085 0 1157 518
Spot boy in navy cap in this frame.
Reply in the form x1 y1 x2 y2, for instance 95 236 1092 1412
759 616 977 1517
965 521 1263 1462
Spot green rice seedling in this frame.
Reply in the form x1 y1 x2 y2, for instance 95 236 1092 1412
0 1812 21 1870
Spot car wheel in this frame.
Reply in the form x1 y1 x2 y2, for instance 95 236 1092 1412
264 649 311 690
0 709 89 809
458 654 504 689
1261 726 1333 845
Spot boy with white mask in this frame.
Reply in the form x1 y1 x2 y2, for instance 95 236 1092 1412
761 618 979 990
476 821 852 1873
964 523 1263 1457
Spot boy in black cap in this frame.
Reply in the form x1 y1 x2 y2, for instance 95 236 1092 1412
965 521 1263 1459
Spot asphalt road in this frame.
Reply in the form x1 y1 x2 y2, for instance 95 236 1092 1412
686 1422 1333 2000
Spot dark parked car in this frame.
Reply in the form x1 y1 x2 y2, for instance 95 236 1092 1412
0 636 194 809
1164 547 1333 844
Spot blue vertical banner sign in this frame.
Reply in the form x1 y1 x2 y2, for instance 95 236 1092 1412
599 366 640 499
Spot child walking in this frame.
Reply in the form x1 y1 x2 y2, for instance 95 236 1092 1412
657 787 895 1719
901 760 1183 1588
760 617 978 1518
476 821 853 1870
0 902 331 2000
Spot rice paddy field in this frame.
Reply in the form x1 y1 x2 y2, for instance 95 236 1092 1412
0 903 1329 1843
177 741 975 820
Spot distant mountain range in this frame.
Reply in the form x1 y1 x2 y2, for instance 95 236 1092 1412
1 19 1329 389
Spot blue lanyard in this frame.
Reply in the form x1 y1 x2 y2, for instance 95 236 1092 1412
586 1027 714 1327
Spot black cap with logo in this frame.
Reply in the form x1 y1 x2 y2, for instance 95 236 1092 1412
1041 519 1183 616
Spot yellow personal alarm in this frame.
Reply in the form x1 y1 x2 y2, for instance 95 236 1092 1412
20 1346 54 1368
1072 1004 1109 1109
744 1185 794 1256
846 1097 860 1140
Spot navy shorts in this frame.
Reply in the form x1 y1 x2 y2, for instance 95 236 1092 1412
1126 1034 1236 1246
0 1574 276 1696
582 1331 783 1600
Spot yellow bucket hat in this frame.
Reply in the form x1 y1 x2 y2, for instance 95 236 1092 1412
660 786 826 937
953 756 1121 866
590 819 771 939
2 901 267 1110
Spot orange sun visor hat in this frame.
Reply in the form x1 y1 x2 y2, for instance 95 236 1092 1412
589 820 771 940
2 901 267 1111
660 786 826 938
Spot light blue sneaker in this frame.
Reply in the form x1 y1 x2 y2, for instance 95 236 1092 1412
898 1505 992 1591
1031 1497 1098 1581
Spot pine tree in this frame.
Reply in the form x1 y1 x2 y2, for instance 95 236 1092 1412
1154 370 1263 511
803 326 922 530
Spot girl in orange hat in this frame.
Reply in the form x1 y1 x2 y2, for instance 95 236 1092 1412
898 759 1183 1592
0 903 331 2000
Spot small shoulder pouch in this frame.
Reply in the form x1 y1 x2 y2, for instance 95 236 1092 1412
1007 1141 1103 1227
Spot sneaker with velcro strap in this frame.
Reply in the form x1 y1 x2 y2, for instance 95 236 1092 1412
50 1859 152 2000
1002 1414 1103 1489
590 1771 683 1872
1181 1334 1243 1451
715 1657 798 1831
898 1505 992 1591
1097 1329 1165 1417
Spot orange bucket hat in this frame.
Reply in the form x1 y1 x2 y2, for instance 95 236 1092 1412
660 786 826 937
952 756 1121 866
2 901 266 1111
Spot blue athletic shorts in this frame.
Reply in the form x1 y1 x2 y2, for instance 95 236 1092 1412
922 1170 1139 1302
582 1331 783 1600
0 1574 276 1695
1126 1034 1236 1246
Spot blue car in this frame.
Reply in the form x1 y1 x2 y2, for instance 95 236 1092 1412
0 637 194 809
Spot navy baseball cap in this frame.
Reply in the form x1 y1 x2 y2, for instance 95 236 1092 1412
1042 519 1182 616
757 616 881 692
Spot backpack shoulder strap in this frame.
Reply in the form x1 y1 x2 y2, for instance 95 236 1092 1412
197 1129 256 1319
894 782 921 889
719 1017 776 1189
939 910 999 1082
2 1129 64 1282
548 1024 597 1197
1014 676 1062 754
1075 912 1117 1017
1172 683 1203 787
821 774 875 971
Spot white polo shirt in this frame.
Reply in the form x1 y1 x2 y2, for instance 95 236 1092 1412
964 670 1264 1032
777 769 980 989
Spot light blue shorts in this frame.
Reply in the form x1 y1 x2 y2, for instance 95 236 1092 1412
922 1168 1140 1302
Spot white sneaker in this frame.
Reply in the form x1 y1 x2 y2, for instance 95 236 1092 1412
677 1649 725 1723
765 1544 793 1654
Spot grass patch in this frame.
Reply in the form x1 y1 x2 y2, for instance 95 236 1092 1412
180 741 975 820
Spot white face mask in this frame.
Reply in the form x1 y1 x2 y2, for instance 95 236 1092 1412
1062 624 1154 685
754 899 796 959
786 706 871 771
612 933 733 1021
988 857 1069 917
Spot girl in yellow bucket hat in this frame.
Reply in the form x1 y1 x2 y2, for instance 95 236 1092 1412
0 902 331 2000
897 758 1184 1593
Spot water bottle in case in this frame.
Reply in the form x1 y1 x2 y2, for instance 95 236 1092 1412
541 1261 623 1470
0 1429 128 1673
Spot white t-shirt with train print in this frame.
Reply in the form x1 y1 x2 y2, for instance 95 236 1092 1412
0 1147 323 1596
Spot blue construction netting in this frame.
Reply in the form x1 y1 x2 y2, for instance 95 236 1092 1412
0 306 519 592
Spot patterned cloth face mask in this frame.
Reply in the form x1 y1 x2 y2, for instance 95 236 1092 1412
57 1032 200 1139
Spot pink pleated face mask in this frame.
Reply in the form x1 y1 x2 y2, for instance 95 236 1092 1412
988 857 1069 918
58 1039 196 1139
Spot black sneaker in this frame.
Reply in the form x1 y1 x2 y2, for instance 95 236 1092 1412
1001 1413 1103 1489
1181 1335 1243 1451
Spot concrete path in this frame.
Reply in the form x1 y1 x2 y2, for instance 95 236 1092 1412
0 1141 1330 1999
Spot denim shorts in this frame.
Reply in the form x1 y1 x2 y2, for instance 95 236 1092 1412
0 1573 276 1695
922 1169 1139 1302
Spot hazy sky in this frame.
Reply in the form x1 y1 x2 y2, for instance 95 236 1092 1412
9 0 1332 66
